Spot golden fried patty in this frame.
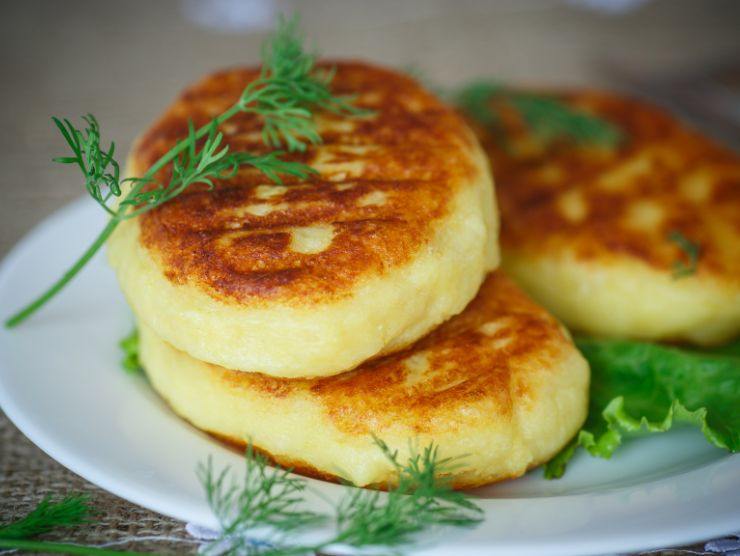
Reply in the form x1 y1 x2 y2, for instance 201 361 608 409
109 62 498 377
469 90 740 345
139 272 589 489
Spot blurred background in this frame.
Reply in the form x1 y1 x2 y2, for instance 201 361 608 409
1 0 739 257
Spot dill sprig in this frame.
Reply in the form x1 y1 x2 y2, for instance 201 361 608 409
198 437 482 555
1 439 481 555
456 81 622 147
330 437 482 549
119 121 313 218
5 14 363 328
198 446 325 555
0 494 93 540
0 495 143 555
52 116 122 217
667 230 700 279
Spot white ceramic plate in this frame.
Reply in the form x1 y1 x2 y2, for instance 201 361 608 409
1 198 738 556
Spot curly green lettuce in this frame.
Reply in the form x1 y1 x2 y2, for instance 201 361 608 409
545 338 740 479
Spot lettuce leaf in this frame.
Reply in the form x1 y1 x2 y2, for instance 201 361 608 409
544 338 740 479
119 327 141 374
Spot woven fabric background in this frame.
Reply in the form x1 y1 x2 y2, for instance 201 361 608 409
0 411 197 554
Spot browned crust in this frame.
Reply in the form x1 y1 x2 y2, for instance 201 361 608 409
131 62 481 306
469 90 740 281
145 271 579 489
197 272 572 436
207 430 539 491
208 431 347 485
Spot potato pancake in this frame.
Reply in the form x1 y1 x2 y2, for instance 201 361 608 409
139 272 589 489
469 90 740 345
109 62 498 377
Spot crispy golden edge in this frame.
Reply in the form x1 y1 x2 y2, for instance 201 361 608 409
131 61 486 305
472 89 740 282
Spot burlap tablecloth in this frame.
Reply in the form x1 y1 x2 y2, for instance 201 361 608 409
0 411 196 554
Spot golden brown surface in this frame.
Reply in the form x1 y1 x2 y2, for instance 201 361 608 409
213 273 570 433
140 271 589 488
112 60 497 377
208 431 540 489
465 90 740 344
473 90 740 281
131 62 481 305
208 432 349 486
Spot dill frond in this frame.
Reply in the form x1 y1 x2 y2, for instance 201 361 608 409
6 13 363 328
51 115 121 216
330 438 482 548
668 230 700 278
197 446 325 555
456 81 622 147
0 495 93 540
198 438 483 555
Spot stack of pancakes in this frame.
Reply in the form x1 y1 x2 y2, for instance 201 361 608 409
108 63 593 488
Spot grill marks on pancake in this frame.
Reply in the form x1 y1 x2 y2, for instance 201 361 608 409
475 91 740 280
133 62 478 303
144 179 441 300
216 273 568 435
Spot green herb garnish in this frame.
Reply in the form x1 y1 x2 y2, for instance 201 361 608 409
2 439 481 554
119 328 141 374
0 494 93 540
667 230 701 279
5 15 364 329
456 81 622 147
0 495 140 555
199 437 483 554
545 338 740 479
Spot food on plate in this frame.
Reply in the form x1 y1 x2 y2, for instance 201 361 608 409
467 90 740 346
108 62 498 378
138 272 589 488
